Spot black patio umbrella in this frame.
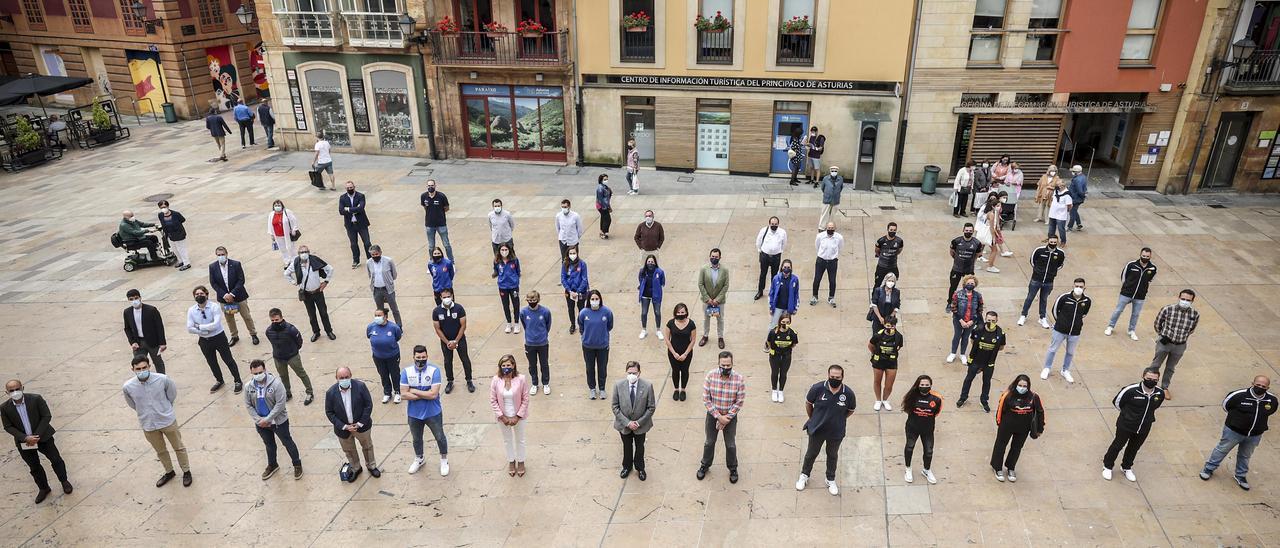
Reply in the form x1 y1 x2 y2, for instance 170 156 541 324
0 75 95 115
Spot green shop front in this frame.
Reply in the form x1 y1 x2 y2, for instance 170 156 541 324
460 84 567 162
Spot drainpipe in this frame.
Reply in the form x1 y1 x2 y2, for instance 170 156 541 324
891 0 923 185
179 48 196 118
416 41 440 160
572 0 585 166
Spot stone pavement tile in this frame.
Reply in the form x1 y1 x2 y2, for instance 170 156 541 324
549 522 611 548
975 509 1030 546
1063 507 1125 544
643 520 702 546
135 501 256 535
838 485 887 516
885 484 931 515
1150 504 1253 541
608 492 666 523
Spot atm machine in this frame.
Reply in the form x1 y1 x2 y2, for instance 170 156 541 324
854 121 879 191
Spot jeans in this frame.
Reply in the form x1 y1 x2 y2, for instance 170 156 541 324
237 119 255 146
440 338 473 382
904 423 935 469
583 346 610 390
256 420 302 468
525 344 550 386
990 426 1029 471
757 252 781 295
1068 201 1083 228
812 257 838 299
1047 218 1068 244
800 435 842 481
273 354 313 396
639 297 661 329
625 170 638 192
425 226 454 262
1043 330 1080 371
769 350 792 390
1146 340 1187 389
1108 295 1145 332
372 355 401 397
701 413 738 470
950 317 974 354
703 303 725 338
1203 426 1261 477
372 287 402 326
345 224 372 264
1020 280 1054 319
301 290 333 335
17 439 68 490
408 414 448 458
621 431 646 471
263 124 275 148
1103 428 1149 471
197 332 241 383
133 342 166 374
959 362 994 404
499 287 520 323
143 422 189 473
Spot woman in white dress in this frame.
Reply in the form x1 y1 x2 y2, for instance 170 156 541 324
267 199 300 268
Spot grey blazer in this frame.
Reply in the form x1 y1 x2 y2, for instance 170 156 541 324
366 256 398 293
611 378 656 435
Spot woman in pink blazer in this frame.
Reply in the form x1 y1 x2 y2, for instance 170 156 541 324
490 354 530 476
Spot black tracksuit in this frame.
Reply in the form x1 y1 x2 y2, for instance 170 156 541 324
1119 260 1158 300
1051 293 1092 335
904 390 943 469
991 390 1045 472
1104 383 1165 470
1223 388 1279 437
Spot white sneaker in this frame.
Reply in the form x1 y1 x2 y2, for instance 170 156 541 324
958 354 967 364
529 385 538 396
881 400 892 411
946 353 957 363
543 385 551 395
1063 371 1075 383
381 395 391 404
589 388 598 400
922 469 937 484
1102 468 1113 481
826 480 839 495
513 324 521 334
656 331 665 341
408 457 425 474
771 390 779 403
986 266 1000 273
504 323 512 334
979 256 988 262
1105 326 1114 336
1123 469 1136 482
795 473 809 490
1128 331 1138 341
440 461 450 476
873 400 882 411
1040 368 1051 380
1039 318 1051 329
1007 470 1017 482
904 469 914 483
779 392 785 403
393 394 402 404
1017 315 1026 326
639 329 647 339
1000 251 1014 257
995 470 1005 482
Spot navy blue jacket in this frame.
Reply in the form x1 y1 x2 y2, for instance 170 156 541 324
209 259 250 302
257 103 276 126
339 191 370 227
325 380 374 437
205 114 230 137
769 272 800 314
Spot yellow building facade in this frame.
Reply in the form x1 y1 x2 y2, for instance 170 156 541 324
577 0 912 181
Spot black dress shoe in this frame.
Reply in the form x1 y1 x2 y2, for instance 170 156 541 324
696 467 707 480
251 334 260 345
233 381 244 394
753 293 763 301
182 471 192 487
229 335 239 347
348 466 363 482
718 338 725 350
467 381 476 393
729 470 739 484
35 488 52 503
637 470 647 481
327 332 336 341
369 466 381 478
286 392 294 401
698 336 708 347
304 393 315 406
311 333 321 342
61 481 73 494
982 402 991 413
156 471 176 487
619 468 631 479
673 390 680 401
569 326 576 335
955 399 966 408
444 382 454 394
678 391 686 401
209 381 224 393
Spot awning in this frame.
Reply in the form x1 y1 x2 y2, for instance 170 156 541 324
0 75 95 106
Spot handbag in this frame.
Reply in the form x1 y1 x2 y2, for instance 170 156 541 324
1029 395 1043 439
787 149 797 159
948 192 958 208
289 229 301 242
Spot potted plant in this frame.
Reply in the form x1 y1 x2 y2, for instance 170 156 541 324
622 11 650 32
694 11 731 33
780 15 812 35
89 101 117 144
434 15 459 35
517 19 547 38
11 117 46 166
483 20 508 38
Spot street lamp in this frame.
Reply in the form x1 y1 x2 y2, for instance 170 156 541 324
234 5 256 28
130 0 164 31
400 14 429 45
1181 37 1258 194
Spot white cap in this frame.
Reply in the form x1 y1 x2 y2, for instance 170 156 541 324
829 166 839 171
1071 165 1083 173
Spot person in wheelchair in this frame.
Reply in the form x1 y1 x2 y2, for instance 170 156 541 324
118 210 162 260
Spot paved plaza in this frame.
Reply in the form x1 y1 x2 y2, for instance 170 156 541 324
2 118 1280 547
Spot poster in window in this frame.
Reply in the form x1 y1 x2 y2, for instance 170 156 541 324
305 69 351 147
206 45 240 112
371 71 413 151
348 79 371 133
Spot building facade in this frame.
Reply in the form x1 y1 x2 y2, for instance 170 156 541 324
900 0 1207 190
576 0 910 181
0 0 265 119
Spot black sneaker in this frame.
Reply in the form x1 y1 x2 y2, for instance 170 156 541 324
444 382 454 394
569 326 576 335
233 381 244 394
955 399 966 408
981 402 991 413
251 334 260 345
1235 476 1250 490
209 381 224 393
327 332 336 341
369 466 381 478
261 464 279 480
696 467 708 480
347 466 362 482
182 471 192 487
310 333 321 342
304 393 315 406
286 392 294 401
729 470 739 484
293 465 303 480
467 381 476 393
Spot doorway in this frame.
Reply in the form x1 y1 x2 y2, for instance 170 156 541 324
1202 111 1255 189
622 96 655 167
770 101 809 174
696 98 731 170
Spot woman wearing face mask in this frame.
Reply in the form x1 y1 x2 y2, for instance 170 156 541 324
267 199 301 268
869 273 901 336
902 375 942 484
366 307 403 404
638 254 666 340
427 246 454 306
768 259 801 328
765 313 799 403
787 126 807 186
579 290 614 400
947 274 983 364
991 374 1045 482
561 245 590 334
493 244 522 334
981 192 1011 273
596 174 613 240
156 200 191 271
664 303 697 401
489 355 529 477
1034 165 1061 223
868 317 904 411
1007 162 1024 202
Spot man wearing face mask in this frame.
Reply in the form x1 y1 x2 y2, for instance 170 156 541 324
2 379 71 503
324 367 380 481
797 365 854 495
697 249 729 349
1106 247 1158 341
1041 278 1091 383
367 308 403 404
118 209 162 261
208 246 259 347
1200 376 1277 491
947 223 984 309
123 289 167 374
519 291 554 396
265 308 313 405
633 209 665 262
432 288 475 393
1018 235 1065 329
873 222 903 290
769 259 801 329
611 361 656 480
1103 371 1165 482
186 285 243 393
555 199 584 261
1146 290 1200 398
338 181 372 269
596 174 614 239
818 166 845 229
286 246 336 342
806 126 826 185
972 160 992 213
488 198 515 255
124 356 191 488
811 222 843 307
698 351 745 483
1067 165 1087 231
401 345 449 477
365 245 402 327
958 311 1005 413
755 217 787 301
420 179 454 262
244 360 303 481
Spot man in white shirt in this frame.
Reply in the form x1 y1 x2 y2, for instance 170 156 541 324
489 198 516 254
755 216 787 301
286 245 337 341
555 199 584 261
312 132 336 190
186 285 243 393
812 222 844 308
366 245 402 326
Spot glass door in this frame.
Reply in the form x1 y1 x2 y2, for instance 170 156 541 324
770 112 808 173
623 98 655 166
455 0 495 57
518 0 556 59
696 101 731 170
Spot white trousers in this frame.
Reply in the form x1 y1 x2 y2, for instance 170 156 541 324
274 235 296 265
500 419 527 461
172 239 190 266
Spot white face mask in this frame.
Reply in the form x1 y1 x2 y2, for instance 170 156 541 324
644 217 654 226
561 207 570 215
568 253 578 261
217 255 228 264
885 281 895 289
626 373 638 384
374 316 385 325
493 206 502 214
299 253 310 261
589 299 601 310
829 171 838 177
131 299 142 308
500 249 509 257
273 205 283 212
160 208 170 215
442 297 454 307
253 372 266 383
8 390 21 401
1178 299 1192 308
1072 287 1084 296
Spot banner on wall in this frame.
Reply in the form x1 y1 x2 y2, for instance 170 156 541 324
124 50 172 114
206 45 241 112
248 41 270 98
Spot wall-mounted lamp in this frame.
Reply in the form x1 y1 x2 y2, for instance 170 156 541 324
131 0 165 33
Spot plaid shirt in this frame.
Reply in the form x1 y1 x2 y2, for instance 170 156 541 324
1154 304 1199 344
702 369 745 419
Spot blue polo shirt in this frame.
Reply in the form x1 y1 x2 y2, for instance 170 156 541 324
233 103 253 122
400 363 442 420
367 321 402 359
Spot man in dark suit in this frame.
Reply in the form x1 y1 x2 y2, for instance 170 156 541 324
339 181 372 269
2 380 72 503
209 246 259 346
258 99 277 150
324 367 380 480
611 361 656 480
124 288 168 374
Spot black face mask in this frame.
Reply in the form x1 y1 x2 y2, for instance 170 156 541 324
828 378 842 388
825 229 835 235
646 263 656 271
432 256 443 263
769 225 778 231
501 367 513 376
1048 243 1058 249
888 232 897 237
719 366 732 377
1142 379 1158 389
371 256 381 262
675 314 687 320
1253 386 1269 397
347 189 355 195
194 295 207 305
710 257 720 266
963 232 974 239
415 360 427 369
918 386 931 394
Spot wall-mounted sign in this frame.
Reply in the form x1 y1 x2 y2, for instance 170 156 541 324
348 79 370 133
584 74 896 94
286 69 307 131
